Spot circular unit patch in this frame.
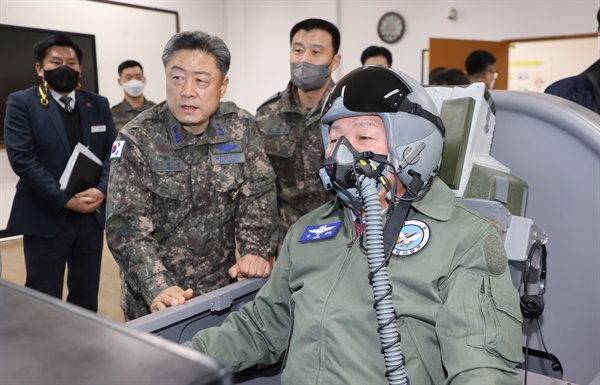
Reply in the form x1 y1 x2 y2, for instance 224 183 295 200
392 219 430 257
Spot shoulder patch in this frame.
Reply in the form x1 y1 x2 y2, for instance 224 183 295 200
110 140 126 159
257 92 282 112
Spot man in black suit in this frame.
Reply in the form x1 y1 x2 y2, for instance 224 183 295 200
4 34 117 312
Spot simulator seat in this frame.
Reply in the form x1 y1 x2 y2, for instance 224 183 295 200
426 83 546 271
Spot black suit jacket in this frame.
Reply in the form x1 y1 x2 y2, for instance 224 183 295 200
4 85 117 238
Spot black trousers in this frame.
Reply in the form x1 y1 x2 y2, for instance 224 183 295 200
23 211 103 312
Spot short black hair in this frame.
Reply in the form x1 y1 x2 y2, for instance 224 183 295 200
360 45 393 66
428 67 447 84
465 50 496 76
429 68 470 86
289 18 340 54
33 34 83 64
118 60 143 75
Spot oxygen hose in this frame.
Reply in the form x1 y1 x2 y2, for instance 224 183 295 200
359 175 408 385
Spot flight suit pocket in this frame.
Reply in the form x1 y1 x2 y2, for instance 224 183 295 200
465 272 523 364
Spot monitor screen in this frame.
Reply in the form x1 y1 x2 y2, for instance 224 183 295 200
0 24 99 143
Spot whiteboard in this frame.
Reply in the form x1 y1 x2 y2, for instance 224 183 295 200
0 0 179 107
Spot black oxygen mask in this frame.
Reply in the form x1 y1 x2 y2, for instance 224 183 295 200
318 136 390 206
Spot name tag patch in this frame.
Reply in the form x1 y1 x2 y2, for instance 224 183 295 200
392 220 430 257
298 221 342 243
151 159 185 172
91 125 106 133
211 141 245 164
264 126 290 136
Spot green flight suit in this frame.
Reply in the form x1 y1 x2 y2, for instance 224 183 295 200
191 178 523 384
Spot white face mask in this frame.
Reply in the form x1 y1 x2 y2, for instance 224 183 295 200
122 79 145 97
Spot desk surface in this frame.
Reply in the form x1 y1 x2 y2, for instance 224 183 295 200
0 279 231 385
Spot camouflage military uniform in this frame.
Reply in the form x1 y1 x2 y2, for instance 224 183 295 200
111 98 156 131
106 101 277 320
256 81 335 246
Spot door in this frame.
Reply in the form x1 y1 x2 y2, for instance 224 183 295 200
429 38 509 89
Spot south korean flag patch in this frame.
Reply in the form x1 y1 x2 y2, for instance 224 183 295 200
392 220 430 257
110 140 125 159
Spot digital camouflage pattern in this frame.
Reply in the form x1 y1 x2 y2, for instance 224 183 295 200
256 81 335 247
106 101 277 320
111 98 156 131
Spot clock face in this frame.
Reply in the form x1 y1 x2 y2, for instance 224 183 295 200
377 12 405 44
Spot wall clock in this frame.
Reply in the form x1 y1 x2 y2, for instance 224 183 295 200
377 12 405 44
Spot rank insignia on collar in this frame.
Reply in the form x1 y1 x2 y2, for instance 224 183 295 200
298 221 342 243
392 220 430 257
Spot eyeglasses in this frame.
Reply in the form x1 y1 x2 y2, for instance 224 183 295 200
488 69 499 79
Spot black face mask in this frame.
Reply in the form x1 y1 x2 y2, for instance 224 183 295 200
44 65 80 93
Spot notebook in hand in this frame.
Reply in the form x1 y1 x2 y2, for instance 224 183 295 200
60 143 103 195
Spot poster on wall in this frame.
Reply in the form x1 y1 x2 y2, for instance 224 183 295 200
508 59 550 92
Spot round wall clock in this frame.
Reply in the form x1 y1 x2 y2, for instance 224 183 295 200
377 12 405 44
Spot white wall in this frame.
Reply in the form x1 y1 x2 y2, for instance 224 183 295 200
116 0 598 114
1 0 598 230
7 0 592 113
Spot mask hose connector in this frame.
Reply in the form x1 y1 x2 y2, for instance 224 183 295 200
359 175 408 385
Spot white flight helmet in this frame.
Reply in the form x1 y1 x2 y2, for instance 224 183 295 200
321 66 445 194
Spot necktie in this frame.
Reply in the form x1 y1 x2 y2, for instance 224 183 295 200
354 218 367 236
60 96 73 112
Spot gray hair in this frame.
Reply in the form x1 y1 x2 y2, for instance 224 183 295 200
161 31 231 76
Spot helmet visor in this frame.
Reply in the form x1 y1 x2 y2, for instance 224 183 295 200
321 66 445 136
322 66 412 117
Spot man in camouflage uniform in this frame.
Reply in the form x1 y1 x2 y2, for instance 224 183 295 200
256 19 341 251
111 60 156 131
106 31 277 321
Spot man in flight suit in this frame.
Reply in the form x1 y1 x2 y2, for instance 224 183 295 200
182 67 524 383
